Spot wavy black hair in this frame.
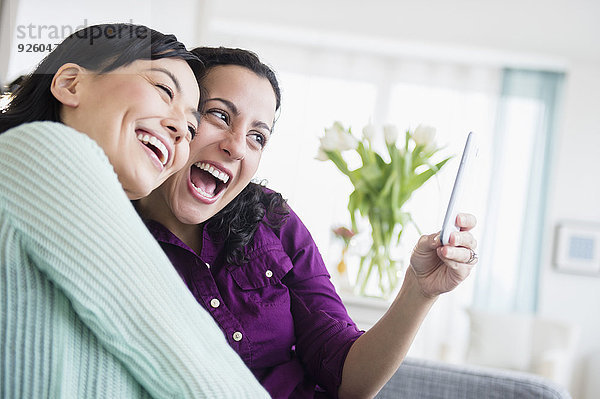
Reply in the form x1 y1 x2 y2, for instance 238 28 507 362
1 23 201 133
191 47 289 265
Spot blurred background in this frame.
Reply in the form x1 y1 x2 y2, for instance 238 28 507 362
1 0 599 397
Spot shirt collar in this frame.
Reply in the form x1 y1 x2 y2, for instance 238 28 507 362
143 218 225 263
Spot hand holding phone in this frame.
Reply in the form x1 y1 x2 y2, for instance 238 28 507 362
440 132 477 245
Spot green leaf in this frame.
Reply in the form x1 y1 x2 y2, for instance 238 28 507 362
386 142 398 165
348 190 358 221
379 169 398 199
352 163 386 196
356 141 370 165
406 157 451 192
391 175 401 209
374 152 387 169
325 150 351 176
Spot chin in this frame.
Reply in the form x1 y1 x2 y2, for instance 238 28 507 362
128 182 157 200
176 204 214 226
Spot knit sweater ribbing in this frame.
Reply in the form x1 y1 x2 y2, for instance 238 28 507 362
0 122 269 398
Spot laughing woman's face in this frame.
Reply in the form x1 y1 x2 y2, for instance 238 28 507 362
57 58 200 199
137 64 277 231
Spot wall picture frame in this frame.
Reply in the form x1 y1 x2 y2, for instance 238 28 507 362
553 221 600 276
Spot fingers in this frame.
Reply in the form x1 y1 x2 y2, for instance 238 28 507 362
438 245 478 265
436 248 477 283
438 222 479 271
456 213 476 231
448 229 477 250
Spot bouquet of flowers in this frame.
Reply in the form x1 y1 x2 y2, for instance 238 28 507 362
317 122 451 297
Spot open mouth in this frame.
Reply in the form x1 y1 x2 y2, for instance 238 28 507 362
190 162 230 198
137 132 169 166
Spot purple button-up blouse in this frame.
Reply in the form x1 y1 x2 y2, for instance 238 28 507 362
145 206 364 398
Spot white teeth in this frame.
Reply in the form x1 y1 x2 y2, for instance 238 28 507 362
194 162 230 184
191 182 216 198
137 133 170 166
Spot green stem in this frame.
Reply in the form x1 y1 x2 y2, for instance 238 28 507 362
359 256 375 295
356 254 368 287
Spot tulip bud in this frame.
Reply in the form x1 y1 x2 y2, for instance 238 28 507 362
339 131 359 151
362 124 376 142
383 124 399 145
413 124 436 150
315 147 329 161
321 121 359 151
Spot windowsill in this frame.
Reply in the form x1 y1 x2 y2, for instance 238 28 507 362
339 292 391 331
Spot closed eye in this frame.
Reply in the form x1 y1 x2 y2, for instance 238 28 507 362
156 83 174 100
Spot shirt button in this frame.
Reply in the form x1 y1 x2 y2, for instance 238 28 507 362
265 270 273 278
232 331 243 342
210 298 220 308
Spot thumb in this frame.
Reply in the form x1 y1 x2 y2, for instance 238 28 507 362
415 232 441 253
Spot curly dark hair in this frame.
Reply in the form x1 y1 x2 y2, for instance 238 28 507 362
205 182 289 265
192 47 289 265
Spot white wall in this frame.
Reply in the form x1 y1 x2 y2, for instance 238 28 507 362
539 61 600 398
207 0 599 64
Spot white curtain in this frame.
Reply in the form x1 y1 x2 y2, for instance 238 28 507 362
474 69 565 313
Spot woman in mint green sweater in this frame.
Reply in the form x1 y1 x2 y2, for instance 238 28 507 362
0 24 268 398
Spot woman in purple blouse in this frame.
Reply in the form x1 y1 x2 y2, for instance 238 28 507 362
136 47 478 399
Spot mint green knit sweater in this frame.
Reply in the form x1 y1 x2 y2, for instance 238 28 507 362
0 122 270 398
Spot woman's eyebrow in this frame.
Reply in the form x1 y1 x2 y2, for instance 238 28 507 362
150 68 200 124
207 97 272 132
208 97 239 115
150 68 181 92
254 120 272 133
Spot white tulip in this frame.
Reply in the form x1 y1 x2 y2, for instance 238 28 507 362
320 122 343 151
413 124 436 150
383 124 399 145
320 121 358 152
338 131 359 151
319 133 340 152
315 147 329 161
362 124 377 142
325 121 346 138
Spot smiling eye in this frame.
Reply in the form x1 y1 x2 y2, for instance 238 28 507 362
249 132 267 149
206 109 229 124
156 84 174 100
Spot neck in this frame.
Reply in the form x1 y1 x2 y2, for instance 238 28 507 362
173 223 204 255
134 199 204 255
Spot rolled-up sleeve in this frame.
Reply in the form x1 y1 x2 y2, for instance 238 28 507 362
278 208 364 397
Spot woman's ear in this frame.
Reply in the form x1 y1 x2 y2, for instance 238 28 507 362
50 63 85 108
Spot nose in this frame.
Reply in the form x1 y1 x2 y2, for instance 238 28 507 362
161 111 188 144
220 129 246 160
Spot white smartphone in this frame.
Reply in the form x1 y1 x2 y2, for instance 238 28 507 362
440 132 477 245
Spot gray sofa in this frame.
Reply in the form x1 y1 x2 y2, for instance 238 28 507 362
376 357 572 398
